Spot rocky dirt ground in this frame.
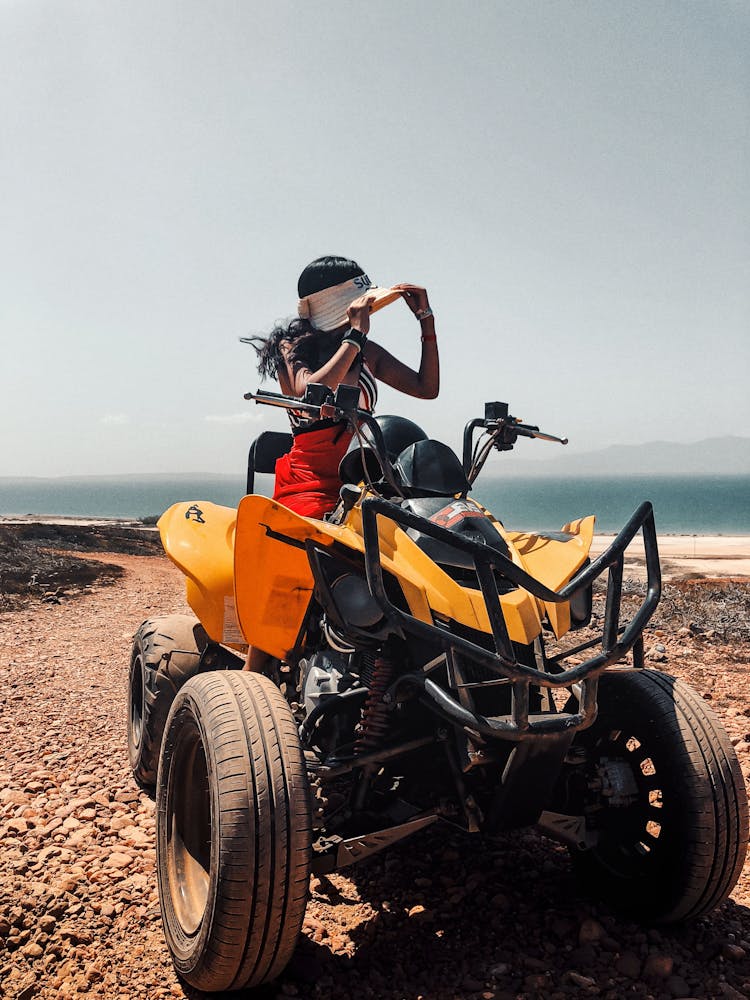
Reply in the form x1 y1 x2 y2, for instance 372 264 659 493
1 530 750 1000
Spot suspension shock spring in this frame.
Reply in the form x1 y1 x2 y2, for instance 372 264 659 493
358 649 378 688
355 654 394 754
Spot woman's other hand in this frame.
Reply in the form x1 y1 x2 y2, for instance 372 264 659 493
392 283 430 318
347 292 378 334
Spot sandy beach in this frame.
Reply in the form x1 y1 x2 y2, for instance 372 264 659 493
591 532 750 581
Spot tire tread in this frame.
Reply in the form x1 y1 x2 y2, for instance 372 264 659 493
128 615 206 787
574 668 748 922
156 671 311 992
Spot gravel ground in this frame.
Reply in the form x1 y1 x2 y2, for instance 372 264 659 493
1 550 750 1000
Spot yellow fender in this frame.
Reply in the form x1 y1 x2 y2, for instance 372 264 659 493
158 501 241 645
505 515 595 637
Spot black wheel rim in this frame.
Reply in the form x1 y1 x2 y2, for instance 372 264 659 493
166 713 212 936
587 726 668 879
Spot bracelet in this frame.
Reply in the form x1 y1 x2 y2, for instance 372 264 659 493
420 332 437 343
341 327 367 353
415 307 433 322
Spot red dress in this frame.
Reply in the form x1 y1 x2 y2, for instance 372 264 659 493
273 364 378 519
272 423 354 518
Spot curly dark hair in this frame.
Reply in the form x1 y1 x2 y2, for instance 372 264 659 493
244 254 362 380
241 320 342 381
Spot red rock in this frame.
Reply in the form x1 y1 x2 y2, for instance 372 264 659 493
722 942 746 961
578 918 606 944
615 951 642 978
566 970 597 990
104 852 132 870
643 953 674 979
21 941 44 959
523 973 548 991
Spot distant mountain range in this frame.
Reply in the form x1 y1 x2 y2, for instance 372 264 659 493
2 436 748 483
491 435 750 478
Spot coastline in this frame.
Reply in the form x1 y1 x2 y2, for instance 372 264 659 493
2 515 748 581
0 514 151 528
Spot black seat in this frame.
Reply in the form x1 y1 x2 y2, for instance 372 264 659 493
246 431 293 495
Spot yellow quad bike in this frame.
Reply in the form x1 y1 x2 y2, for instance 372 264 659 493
128 386 748 993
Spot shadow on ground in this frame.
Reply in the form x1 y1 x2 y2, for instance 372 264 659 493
178 824 750 1000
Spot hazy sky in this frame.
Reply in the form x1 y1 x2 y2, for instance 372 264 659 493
2 0 748 476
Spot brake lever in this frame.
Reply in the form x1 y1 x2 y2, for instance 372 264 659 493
244 389 324 419
487 418 568 451
531 431 568 445
511 418 568 445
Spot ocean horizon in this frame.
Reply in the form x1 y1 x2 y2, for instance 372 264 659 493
0 473 747 535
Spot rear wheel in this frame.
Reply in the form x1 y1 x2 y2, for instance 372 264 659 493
570 669 748 922
128 615 207 788
156 672 312 992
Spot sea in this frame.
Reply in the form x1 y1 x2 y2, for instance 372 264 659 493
0 474 747 535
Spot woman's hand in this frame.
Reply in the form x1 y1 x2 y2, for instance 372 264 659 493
392 283 430 318
347 292 378 334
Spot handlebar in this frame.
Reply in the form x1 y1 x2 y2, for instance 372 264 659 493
462 408 567 485
246 388 568 492
245 387 404 495
244 387 372 425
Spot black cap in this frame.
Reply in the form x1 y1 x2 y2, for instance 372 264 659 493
297 256 365 298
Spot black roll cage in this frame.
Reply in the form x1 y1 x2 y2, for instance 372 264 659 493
359 496 661 739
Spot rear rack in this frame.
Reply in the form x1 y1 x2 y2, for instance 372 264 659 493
360 497 661 739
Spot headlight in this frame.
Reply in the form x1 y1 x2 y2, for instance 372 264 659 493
330 574 384 629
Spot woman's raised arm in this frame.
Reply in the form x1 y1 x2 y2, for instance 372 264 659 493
365 283 440 399
279 339 361 398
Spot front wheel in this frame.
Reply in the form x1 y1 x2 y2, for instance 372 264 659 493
156 672 312 992
570 669 748 923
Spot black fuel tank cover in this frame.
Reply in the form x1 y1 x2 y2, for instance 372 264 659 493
395 440 470 497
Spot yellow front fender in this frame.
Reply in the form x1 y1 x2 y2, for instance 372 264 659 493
506 515 595 638
158 501 240 644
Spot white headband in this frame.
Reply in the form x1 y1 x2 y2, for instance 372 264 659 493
297 274 374 331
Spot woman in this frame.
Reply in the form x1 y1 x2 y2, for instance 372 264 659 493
249 255 440 518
